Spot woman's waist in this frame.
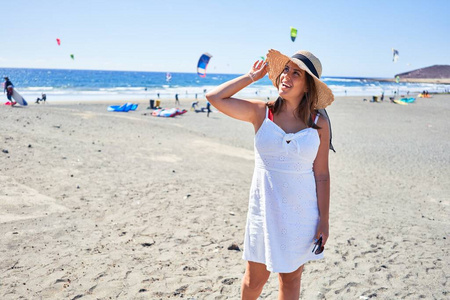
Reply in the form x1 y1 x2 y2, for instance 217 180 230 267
254 160 313 174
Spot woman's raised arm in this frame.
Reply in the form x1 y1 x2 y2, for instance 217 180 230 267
206 60 267 125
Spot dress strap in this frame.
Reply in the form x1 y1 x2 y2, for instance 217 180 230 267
268 107 274 121
313 112 320 125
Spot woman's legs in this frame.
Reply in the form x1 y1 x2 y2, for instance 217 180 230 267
241 261 271 300
278 265 304 300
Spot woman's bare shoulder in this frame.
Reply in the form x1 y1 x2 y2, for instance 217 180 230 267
316 114 330 135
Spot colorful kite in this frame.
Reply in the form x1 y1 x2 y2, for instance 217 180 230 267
70 54 74 60
56 38 61 46
392 49 399 63
197 53 212 78
290 27 297 42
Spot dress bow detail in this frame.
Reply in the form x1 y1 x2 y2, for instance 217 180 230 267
283 133 297 154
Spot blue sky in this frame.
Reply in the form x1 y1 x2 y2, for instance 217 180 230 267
1 0 449 77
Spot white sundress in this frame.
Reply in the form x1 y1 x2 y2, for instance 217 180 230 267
242 107 324 273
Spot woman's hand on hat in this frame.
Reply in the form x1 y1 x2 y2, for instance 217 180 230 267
247 60 267 82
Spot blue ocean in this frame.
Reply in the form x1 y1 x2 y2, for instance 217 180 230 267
1 68 449 102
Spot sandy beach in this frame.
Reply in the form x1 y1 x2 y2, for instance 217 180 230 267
1 95 449 299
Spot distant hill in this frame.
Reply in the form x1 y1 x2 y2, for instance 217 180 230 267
395 65 450 79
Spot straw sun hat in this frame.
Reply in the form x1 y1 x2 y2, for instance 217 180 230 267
266 49 334 109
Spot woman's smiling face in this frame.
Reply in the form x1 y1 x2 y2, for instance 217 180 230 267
278 61 308 100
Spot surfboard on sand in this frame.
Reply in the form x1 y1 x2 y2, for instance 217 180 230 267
393 99 408 105
11 88 28 106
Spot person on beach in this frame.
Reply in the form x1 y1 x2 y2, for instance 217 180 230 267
35 93 47 104
191 101 199 111
206 49 334 299
175 93 180 106
3 76 15 105
206 101 212 117
193 102 210 114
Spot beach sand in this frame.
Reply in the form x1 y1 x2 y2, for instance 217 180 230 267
1 95 449 299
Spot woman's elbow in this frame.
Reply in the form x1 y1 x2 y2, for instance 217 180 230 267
205 92 218 104
314 167 329 179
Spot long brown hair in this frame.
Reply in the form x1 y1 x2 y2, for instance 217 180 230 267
266 72 320 129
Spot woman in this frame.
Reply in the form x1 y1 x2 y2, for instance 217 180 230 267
206 49 334 299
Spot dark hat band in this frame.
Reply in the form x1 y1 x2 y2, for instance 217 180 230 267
291 54 319 78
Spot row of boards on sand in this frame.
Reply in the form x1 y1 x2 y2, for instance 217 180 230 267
4 88 28 106
393 97 416 105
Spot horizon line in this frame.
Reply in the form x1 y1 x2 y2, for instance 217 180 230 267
0 66 398 80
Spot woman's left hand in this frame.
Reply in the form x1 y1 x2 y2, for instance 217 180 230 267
315 219 329 246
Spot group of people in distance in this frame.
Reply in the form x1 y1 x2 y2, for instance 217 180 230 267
190 100 212 117
3 76 46 105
